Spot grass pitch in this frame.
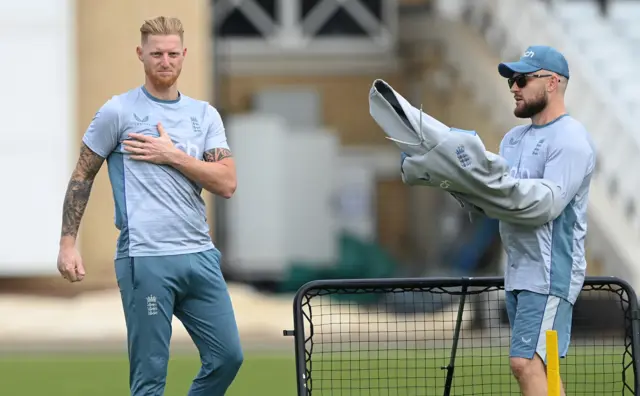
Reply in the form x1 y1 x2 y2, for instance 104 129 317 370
0 346 632 395
0 353 297 396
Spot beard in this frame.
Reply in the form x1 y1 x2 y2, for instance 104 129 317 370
145 64 181 89
514 92 548 119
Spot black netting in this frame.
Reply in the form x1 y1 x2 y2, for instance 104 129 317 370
289 277 639 396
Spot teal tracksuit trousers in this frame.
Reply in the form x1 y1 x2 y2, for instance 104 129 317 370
114 248 243 396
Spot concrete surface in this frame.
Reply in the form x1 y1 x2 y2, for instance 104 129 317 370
0 283 297 354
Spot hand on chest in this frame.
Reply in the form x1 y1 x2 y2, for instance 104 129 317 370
122 112 206 159
503 134 549 179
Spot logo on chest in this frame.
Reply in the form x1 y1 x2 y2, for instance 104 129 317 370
531 139 545 156
174 140 201 158
509 155 544 180
190 116 202 134
506 138 547 179
132 113 155 128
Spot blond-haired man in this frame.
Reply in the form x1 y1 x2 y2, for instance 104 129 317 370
56 16 243 396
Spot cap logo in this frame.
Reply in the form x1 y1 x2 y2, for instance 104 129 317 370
523 51 535 58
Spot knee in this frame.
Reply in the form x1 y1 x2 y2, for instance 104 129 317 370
205 344 243 375
510 357 534 381
223 344 244 373
147 355 170 379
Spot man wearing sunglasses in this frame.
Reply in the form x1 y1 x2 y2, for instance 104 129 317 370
497 45 596 396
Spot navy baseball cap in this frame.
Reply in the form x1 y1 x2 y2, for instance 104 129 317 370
498 45 570 79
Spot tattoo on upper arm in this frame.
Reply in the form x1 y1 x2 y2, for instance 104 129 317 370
204 148 233 162
61 144 105 238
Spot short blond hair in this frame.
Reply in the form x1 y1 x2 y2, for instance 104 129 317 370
140 16 184 43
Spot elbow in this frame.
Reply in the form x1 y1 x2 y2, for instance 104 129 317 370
219 178 237 199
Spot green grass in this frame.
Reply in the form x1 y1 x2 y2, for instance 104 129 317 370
0 353 298 396
306 346 634 395
0 347 634 395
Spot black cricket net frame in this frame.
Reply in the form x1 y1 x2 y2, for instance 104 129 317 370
283 276 640 395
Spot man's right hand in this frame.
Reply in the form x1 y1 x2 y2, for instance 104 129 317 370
57 143 104 283
57 245 86 282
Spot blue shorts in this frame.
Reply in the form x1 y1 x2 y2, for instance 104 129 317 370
505 290 573 363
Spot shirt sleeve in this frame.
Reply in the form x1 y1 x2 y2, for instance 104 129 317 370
542 133 594 210
204 105 230 152
82 98 121 158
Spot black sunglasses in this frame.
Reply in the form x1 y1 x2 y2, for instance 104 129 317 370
508 73 553 89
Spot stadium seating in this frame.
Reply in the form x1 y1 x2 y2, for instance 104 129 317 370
428 0 640 291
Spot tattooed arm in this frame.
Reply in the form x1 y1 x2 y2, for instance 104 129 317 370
57 98 119 282
169 147 237 198
60 143 105 247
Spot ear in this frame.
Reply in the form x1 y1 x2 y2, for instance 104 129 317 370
182 47 188 57
549 75 561 92
136 46 143 62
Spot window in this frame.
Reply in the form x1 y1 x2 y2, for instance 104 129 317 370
302 0 384 37
213 0 394 53
213 0 278 38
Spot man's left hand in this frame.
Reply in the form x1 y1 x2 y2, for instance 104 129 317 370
124 123 178 165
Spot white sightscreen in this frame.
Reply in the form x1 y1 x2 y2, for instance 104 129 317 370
0 0 76 275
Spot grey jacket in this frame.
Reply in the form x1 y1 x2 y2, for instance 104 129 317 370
368 79 566 227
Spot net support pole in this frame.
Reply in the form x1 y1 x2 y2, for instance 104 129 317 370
442 285 468 396
546 329 561 396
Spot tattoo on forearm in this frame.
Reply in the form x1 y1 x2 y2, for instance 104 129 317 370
204 148 233 162
61 144 105 238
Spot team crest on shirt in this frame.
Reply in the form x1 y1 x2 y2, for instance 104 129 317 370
190 116 202 134
532 139 545 155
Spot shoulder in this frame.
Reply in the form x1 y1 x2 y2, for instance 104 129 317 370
99 95 123 115
96 88 144 120
180 95 224 124
551 116 594 154
113 87 147 107
545 116 596 171
558 115 589 136
91 97 121 129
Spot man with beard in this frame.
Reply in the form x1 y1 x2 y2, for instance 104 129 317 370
56 16 243 396
497 45 596 396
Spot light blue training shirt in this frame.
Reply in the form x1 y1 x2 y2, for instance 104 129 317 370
499 114 596 305
82 86 230 259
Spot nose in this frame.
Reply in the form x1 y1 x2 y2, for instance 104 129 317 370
159 54 171 66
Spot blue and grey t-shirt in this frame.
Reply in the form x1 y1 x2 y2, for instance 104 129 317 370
499 114 596 304
82 86 229 259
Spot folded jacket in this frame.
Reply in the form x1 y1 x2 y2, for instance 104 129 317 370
368 79 566 226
